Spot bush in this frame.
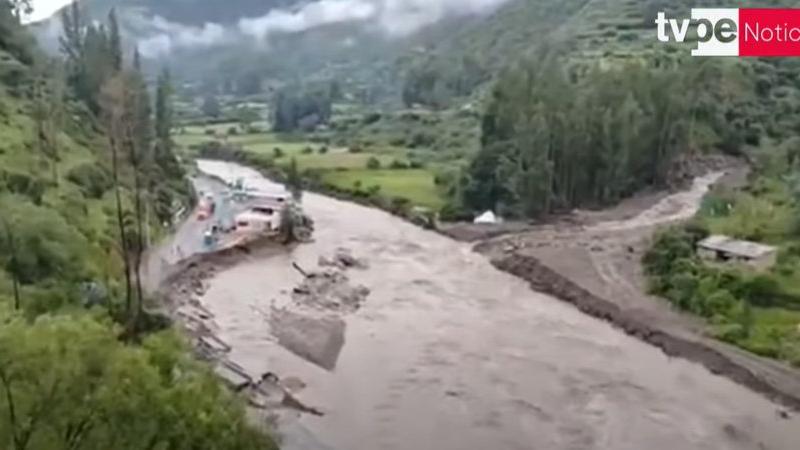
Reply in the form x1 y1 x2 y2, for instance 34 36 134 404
302 146 314 154
319 146 329 154
389 196 411 215
366 156 381 170
66 163 113 199
438 201 472 222
273 147 284 158
204 129 215 135
363 112 382 125
642 227 695 278
737 274 785 307
409 132 435 148
0 195 90 284
389 159 409 169
366 184 381 198
0 171 46 204
227 126 238 135
0 310 278 449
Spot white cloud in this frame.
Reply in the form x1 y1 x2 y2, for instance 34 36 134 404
377 0 509 36
237 0 511 40
27 0 73 23
138 16 229 57
31 0 513 56
239 0 377 42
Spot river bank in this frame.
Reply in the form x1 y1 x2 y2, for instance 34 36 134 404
473 166 800 413
168 159 800 450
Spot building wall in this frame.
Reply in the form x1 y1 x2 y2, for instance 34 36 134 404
697 247 776 271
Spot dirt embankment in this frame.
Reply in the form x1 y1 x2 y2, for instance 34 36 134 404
466 161 800 413
481 249 800 412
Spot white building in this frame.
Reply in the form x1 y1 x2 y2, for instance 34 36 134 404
697 235 777 270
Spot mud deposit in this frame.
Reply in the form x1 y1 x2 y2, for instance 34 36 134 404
489 253 800 411
195 161 799 450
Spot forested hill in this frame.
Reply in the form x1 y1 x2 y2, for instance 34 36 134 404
0 3 276 448
440 0 800 219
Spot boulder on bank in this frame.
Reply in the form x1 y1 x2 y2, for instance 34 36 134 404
270 308 345 371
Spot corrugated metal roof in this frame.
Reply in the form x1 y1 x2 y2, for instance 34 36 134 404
697 235 776 259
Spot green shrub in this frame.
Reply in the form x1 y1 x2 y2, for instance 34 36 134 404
438 201 472 222
737 274 785 307
363 113 382 125
390 196 411 215
366 156 381 170
0 194 90 285
0 171 46 204
66 163 113 199
389 159 409 169
366 184 381 198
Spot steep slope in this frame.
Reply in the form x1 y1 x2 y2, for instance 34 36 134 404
1 5 279 448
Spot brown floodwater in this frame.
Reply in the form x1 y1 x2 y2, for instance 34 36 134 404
196 160 799 450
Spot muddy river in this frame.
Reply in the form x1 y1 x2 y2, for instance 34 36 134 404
195 160 798 450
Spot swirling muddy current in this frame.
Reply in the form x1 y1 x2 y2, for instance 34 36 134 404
196 160 798 450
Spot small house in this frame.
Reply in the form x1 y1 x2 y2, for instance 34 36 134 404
697 235 777 270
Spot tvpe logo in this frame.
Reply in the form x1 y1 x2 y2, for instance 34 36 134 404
655 8 800 57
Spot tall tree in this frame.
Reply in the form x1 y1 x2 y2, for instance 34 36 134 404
154 68 173 144
123 50 154 324
31 62 65 183
201 95 221 118
107 8 122 72
285 157 303 202
99 74 134 329
152 67 188 224
463 56 709 219
0 217 20 310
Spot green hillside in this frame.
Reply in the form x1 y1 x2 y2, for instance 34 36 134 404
0 3 276 448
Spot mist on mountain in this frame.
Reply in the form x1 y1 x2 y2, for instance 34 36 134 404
125 0 512 57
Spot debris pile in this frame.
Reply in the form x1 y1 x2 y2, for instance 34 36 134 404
268 248 370 371
319 247 369 269
279 203 315 242
291 270 370 313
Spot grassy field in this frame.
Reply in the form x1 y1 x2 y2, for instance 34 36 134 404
322 169 444 209
175 121 447 209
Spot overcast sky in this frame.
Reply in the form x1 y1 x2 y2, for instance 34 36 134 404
28 0 72 22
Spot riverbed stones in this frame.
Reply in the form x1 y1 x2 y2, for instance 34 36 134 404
291 268 370 313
